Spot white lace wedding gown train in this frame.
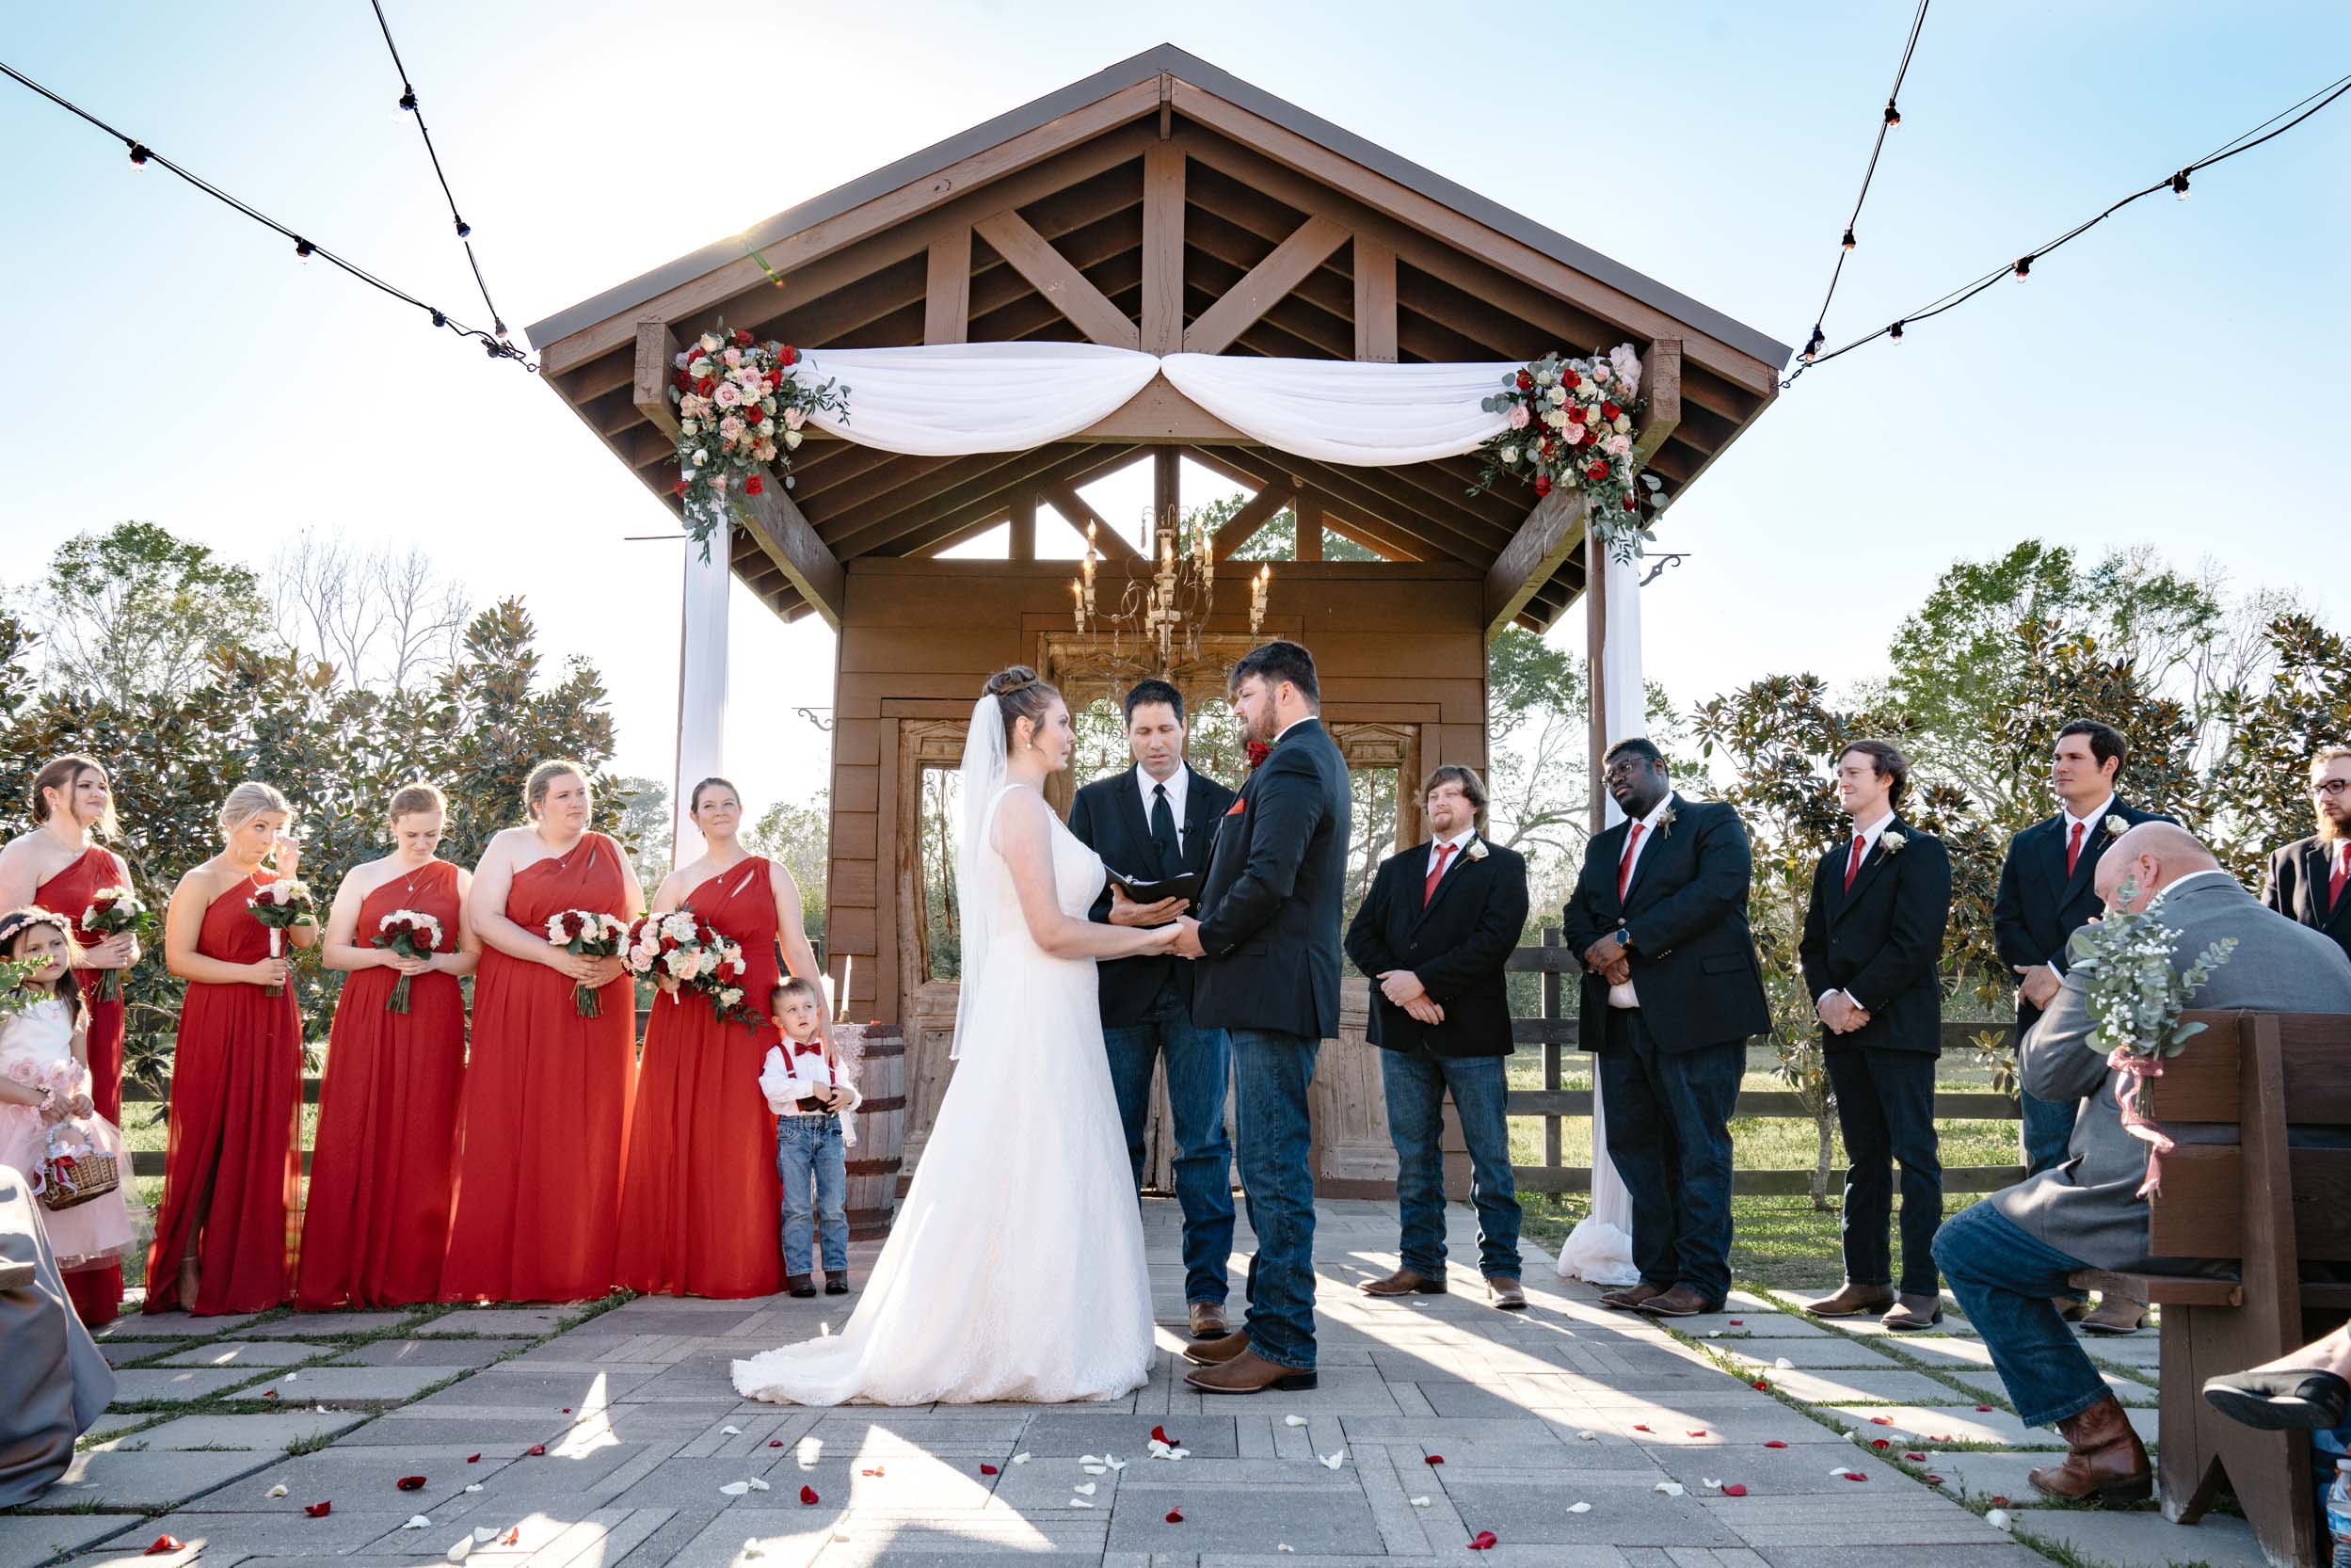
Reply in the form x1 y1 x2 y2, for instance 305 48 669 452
731 784 1154 1405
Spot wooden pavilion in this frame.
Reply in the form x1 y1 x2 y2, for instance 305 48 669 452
525 44 1788 1190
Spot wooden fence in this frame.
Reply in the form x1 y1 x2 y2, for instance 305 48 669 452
121 945 2028 1193
1505 928 2029 1198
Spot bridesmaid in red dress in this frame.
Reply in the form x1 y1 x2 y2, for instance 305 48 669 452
145 782 313 1315
441 760 644 1303
0 755 141 1325
617 777 828 1298
296 783 479 1309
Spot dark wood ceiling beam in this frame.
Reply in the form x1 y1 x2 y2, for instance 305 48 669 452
1484 489 1586 640
1318 508 1421 563
1040 480 1146 563
972 208 1140 349
836 443 1132 558
1210 479 1296 561
816 448 1048 549
1140 140 1185 355
1184 214 1351 354
880 444 1143 556
1187 444 1487 565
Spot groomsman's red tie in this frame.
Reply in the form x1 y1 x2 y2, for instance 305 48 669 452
1844 835 1866 891
2332 842 2350 907
1617 823 1644 900
1423 842 1456 906
2066 820 2087 876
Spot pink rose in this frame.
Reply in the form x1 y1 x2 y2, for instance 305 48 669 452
1605 433 1632 456
1506 405 1531 430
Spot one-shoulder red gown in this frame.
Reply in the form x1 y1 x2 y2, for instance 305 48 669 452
440 833 635 1303
616 856 788 1298
35 845 129 1325
295 860 466 1309
142 873 302 1314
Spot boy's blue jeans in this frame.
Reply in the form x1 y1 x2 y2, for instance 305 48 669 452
777 1112 849 1277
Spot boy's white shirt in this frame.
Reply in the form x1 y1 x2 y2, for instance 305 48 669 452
760 1041 863 1116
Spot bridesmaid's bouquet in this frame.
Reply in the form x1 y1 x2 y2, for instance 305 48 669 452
247 880 317 998
546 909 631 1017
372 909 445 1015
623 910 755 1027
78 884 152 1003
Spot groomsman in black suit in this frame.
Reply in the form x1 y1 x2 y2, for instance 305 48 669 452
1562 738 1771 1318
1797 741 1954 1331
1991 717 2168 1334
1176 641 1351 1394
1067 680 1240 1340
1344 765 1531 1311
2260 746 2351 969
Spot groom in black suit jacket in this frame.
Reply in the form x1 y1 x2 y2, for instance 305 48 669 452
1562 738 1770 1318
1176 640 1350 1395
2260 746 2351 969
1066 680 1239 1339
1991 718 2169 1333
1798 740 1954 1331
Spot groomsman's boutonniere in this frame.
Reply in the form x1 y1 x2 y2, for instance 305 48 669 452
1464 839 1489 862
1879 830 1907 855
1656 804 1678 839
2104 814 2129 838
1244 738 1271 771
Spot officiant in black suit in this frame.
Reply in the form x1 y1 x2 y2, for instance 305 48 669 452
1345 765 1530 1311
1066 679 1239 1341
1797 741 1953 1332
2260 745 2351 969
1561 737 1770 1319
1991 718 2169 1333
1174 640 1351 1395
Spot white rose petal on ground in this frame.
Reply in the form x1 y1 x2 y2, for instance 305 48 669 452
472 1528 498 1544
265 1484 288 1498
719 1482 751 1497
462 1484 482 1494
1319 1451 1346 1469
1011 1452 1031 1464
447 1536 472 1562
1069 1498 1096 1509
402 1515 432 1529
1410 1496 1431 1508
1074 1482 1096 1496
721 1425 742 1435
1284 1416 1309 1427
1569 1502 1592 1514
1576 1431 1596 1441
746 1478 771 1492
1987 1509 2012 1530
1654 1481 1686 1496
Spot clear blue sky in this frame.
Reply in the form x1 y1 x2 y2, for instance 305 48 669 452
4 1 2345 818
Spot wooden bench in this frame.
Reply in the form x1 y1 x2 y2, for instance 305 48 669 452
2069 1010 2351 1568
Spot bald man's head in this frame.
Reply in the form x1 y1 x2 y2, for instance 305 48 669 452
2094 821 2222 913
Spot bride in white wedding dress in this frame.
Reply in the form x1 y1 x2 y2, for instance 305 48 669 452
732 665 1179 1406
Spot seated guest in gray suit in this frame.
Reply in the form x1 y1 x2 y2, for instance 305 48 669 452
1932 824 2351 1507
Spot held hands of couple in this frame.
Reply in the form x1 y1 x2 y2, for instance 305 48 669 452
1109 887 1188 927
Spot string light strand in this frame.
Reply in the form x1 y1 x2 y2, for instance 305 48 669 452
0 56 532 368
366 0 511 339
1786 68 2351 385
1800 0 1931 364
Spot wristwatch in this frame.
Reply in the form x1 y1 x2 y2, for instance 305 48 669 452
1614 926 1633 950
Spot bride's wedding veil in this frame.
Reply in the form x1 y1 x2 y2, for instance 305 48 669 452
949 691 1009 1062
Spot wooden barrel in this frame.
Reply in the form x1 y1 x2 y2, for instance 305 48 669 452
843 1023 904 1240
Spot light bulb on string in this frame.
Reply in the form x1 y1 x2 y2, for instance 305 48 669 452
1889 319 1905 345
398 88 417 112
2171 169 2190 200
1883 100 1901 128
126 141 149 168
2012 255 2032 281
1841 228 1857 252
295 237 313 264
1802 326 1824 363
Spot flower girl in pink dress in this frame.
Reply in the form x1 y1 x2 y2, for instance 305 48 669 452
0 908 138 1271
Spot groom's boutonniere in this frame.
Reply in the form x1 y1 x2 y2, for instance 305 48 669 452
1879 830 1907 855
1656 804 1678 839
1464 839 1489 862
2105 814 2129 838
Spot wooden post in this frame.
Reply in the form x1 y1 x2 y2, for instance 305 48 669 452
923 228 970 345
1542 925 1562 1170
1353 238 1397 362
1586 530 1609 837
1007 492 1035 560
1293 488 1324 561
1140 142 1185 357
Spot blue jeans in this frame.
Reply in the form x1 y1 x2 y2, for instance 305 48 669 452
1598 1010 1741 1303
1102 978 1235 1305
1931 1199 2111 1428
1825 1048 1943 1296
1230 1026 1319 1371
1380 1047 1522 1281
776 1113 848 1277
2020 1086 2080 1178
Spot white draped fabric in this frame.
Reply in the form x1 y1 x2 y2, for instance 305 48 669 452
670 521 731 872
1553 543 1646 1288
785 342 1516 465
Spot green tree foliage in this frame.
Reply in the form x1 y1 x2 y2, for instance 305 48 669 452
34 521 268 709
748 791 831 945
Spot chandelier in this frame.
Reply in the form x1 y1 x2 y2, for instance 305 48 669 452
1069 506 1270 679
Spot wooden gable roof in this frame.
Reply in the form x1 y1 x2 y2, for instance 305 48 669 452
527 44 1789 637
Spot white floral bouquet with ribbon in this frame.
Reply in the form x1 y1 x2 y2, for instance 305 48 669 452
2064 876 2237 1196
622 909 755 1028
247 879 317 998
1478 343 1666 562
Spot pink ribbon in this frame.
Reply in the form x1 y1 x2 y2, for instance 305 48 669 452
2105 1048 2176 1198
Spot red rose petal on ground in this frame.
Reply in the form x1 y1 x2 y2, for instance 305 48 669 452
1764 1440 1788 1449
1632 1424 1651 1432
1843 1471 1868 1481
1468 1530 1498 1550
144 1536 183 1556
860 1467 885 1477
561 1407 571 1415
1871 1439 1889 1449
466 1454 481 1464
1905 1452 1927 1461
526 1445 547 1457
1728 1319 1744 1326
980 1464 999 1476
261 1390 278 1400
1975 1406 1993 1413
1721 1483 1748 1497
500 1528 520 1546
1165 1509 1184 1524
1991 1495 2009 1506
1426 1455 1445 1465
799 1485 820 1505
1687 1430 1708 1438
304 1502 331 1518
1751 1380 1770 1391
396 1476 426 1491
1927 1475 1946 1485
1150 1425 1176 1446
1868 1416 1893 1426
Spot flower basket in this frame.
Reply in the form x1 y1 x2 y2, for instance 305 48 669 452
37 1126 119 1212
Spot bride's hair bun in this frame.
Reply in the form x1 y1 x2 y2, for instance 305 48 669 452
982 664 1061 748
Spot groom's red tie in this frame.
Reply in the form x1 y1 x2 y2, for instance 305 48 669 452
1423 842 1456 906
1617 823 1644 900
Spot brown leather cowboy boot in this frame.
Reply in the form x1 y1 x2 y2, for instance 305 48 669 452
2027 1396 2152 1504
1359 1268 1446 1298
1181 1328 1253 1368
1185 1348 1318 1395
1803 1282 1895 1319
1598 1279 1671 1311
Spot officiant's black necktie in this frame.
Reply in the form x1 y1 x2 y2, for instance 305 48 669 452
1151 782 1181 874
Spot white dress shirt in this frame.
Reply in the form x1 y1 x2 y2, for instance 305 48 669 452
2046 794 2119 965
1274 714 1317 744
1820 808 1897 1011
1426 826 1477 885
760 1040 863 1117
1607 796 1676 1009
1136 764 1191 856
2147 867 2236 909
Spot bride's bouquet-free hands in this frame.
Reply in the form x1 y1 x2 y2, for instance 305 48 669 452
547 910 631 1017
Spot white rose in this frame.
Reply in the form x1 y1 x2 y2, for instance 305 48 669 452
1499 445 1519 464
784 428 803 450
680 420 698 437
688 357 712 377
1546 384 1567 406
1613 414 1632 434
692 449 708 464
699 333 721 353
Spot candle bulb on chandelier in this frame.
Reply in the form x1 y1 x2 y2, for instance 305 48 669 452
1071 578 1084 632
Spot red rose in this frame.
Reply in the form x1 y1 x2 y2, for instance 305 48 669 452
673 476 688 496
1533 473 1553 498
733 328 753 347
778 345 799 367
1561 369 1581 389
1622 494 1638 512
696 376 715 395
745 473 764 495
1244 739 1271 769
1601 401 1622 422
1568 406 1586 424
1515 370 1533 392
671 369 689 391
1587 460 1609 482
